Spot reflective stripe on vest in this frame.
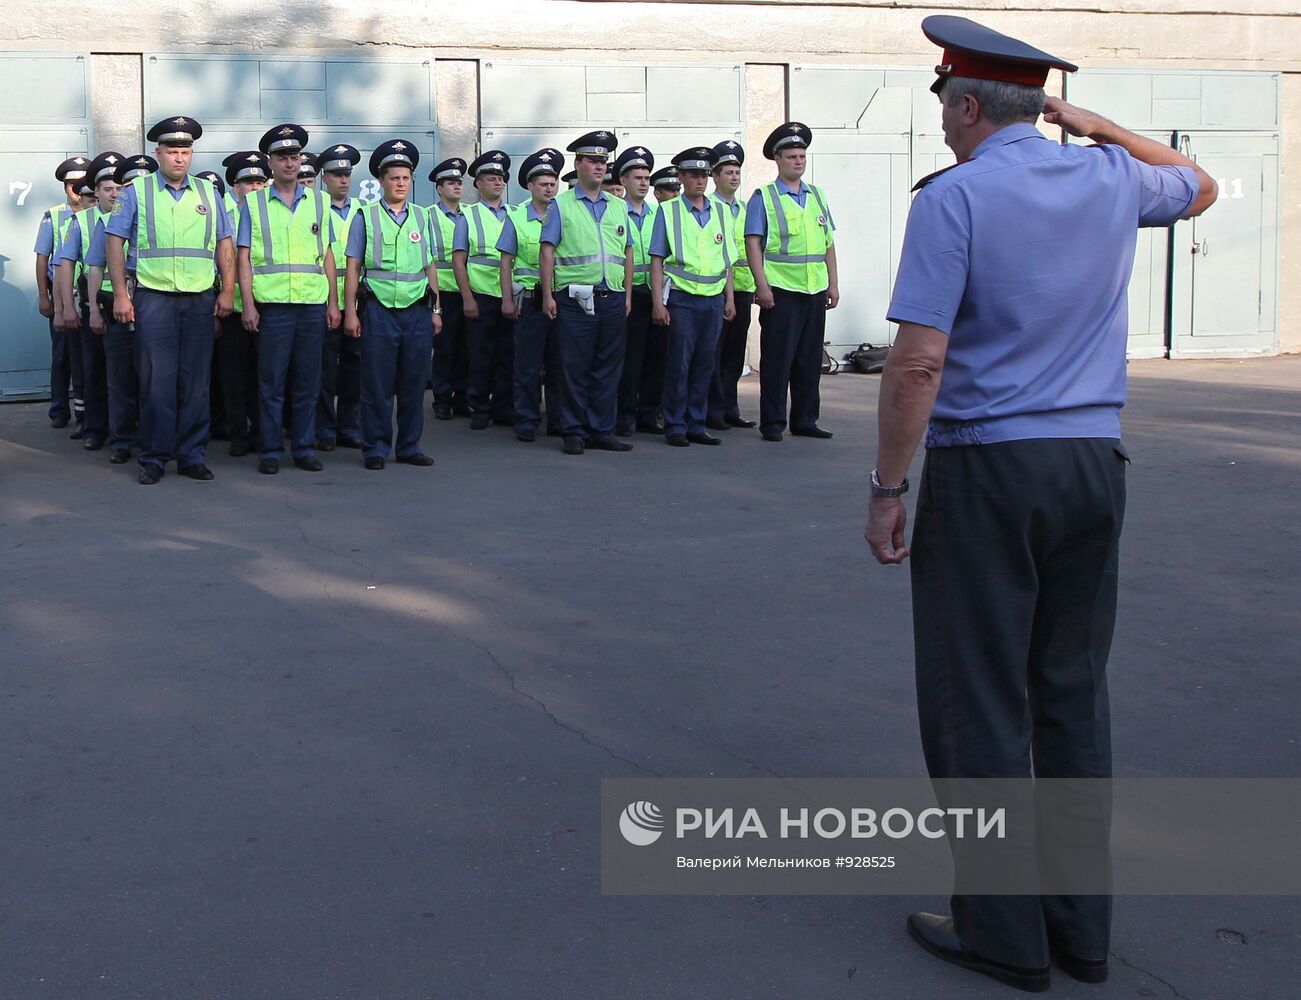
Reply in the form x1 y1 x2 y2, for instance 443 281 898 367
712 193 755 293
759 182 831 294
76 206 109 292
466 202 506 297
429 202 461 293
553 190 627 292
363 202 431 309
626 199 658 287
133 174 219 293
505 201 546 291
330 197 362 302
663 198 730 297
248 186 328 304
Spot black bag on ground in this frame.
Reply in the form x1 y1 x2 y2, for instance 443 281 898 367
848 342 890 374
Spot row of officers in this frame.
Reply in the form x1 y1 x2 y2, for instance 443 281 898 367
33 116 840 483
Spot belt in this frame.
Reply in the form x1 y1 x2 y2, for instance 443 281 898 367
593 288 617 297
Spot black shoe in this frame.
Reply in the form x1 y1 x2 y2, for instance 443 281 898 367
364 456 385 470
635 419 663 434
179 463 215 481
82 437 104 451
516 428 536 443
704 418 731 431
137 464 164 485
396 452 434 467
761 428 783 442
791 425 833 439
562 437 584 455
726 415 757 428
337 436 363 449
469 414 491 430
546 427 564 438
109 448 131 464
433 404 453 421
258 458 280 475
492 415 515 427
907 914 1050 994
614 425 633 438
687 432 721 446
69 427 85 440
587 434 632 452
51 415 70 429
1050 945 1108 984
453 405 473 417
317 439 336 452
294 456 324 472
666 433 689 447
229 440 250 457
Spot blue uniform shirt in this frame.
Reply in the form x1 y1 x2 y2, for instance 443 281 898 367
106 173 233 243
496 202 548 256
744 178 836 239
56 216 87 266
648 195 714 258
34 213 54 255
886 123 1198 448
236 183 334 249
345 200 430 261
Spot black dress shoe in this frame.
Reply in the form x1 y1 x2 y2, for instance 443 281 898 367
516 428 536 443
396 452 434 467
337 436 363 449
229 440 250 457
1050 945 1108 984
82 437 104 451
317 439 336 452
704 418 731 431
760 428 783 442
587 434 632 452
51 416 70 429
907 914 1050 993
469 414 491 430
791 425 833 439
614 425 633 438
433 404 453 421
258 458 280 475
364 456 385 470
69 427 85 440
635 420 663 434
453 405 473 418
294 456 324 472
687 432 721 446
179 463 215 481
137 464 164 485
726 415 757 428
109 448 131 464
562 437 584 455
666 433 689 447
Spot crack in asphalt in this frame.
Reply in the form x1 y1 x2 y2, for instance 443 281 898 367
1109 950 1193 1000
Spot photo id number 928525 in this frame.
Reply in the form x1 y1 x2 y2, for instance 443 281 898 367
835 856 896 869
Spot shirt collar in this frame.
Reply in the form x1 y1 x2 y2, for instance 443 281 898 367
525 202 548 222
437 199 461 217
577 188 607 206
775 178 808 196
970 123 1044 160
157 173 191 192
624 197 649 217
268 182 306 208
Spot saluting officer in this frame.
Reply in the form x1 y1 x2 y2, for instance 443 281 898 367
462 150 516 430
427 156 471 420
651 166 681 203
316 142 365 451
37 156 92 430
105 116 235 484
344 139 440 470
708 139 758 430
238 123 340 476
745 122 839 442
218 151 269 456
498 147 562 443
539 130 634 456
649 146 735 447
613 145 664 436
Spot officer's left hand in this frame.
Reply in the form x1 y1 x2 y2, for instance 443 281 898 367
215 289 235 318
723 298 736 322
432 312 442 336
865 496 910 565
827 285 840 310
625 295 632 318
652 302 670 327
326 304 341 330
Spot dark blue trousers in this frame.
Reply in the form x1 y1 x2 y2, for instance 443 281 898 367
758 287 826 434
467 292 515 422
47 315 71 421
318 321 362 445
512 292 562 433
617 287 664 431
708 290 754 423
98 298 139 453
78 305 109 444
430 292 467 410
257 302 326 462
360 299 433 460
662 289 723 438
134 288 215 469
555 291 626 439
218 313 260 452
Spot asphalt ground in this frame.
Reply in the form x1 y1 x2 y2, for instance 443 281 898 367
1 357 1298 999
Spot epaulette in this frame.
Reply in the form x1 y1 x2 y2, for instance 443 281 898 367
911 162 966 193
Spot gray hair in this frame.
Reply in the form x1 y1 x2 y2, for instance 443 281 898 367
942 76 1044 126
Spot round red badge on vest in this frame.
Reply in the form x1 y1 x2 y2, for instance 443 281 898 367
409 231 422 242
195 204 207 215
714 232 724 244
817 214 826 225
616 225 625 237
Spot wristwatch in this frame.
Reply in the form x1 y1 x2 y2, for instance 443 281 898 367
871 469 909 498
432 306 442 315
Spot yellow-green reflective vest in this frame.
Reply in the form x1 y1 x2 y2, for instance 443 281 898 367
48 203 78 279
362 201 432 309
132 174 220 293
625 199 658 288
661 197 731 298
553 190 628 292
504 201 547 291
247 185 329 304
329 197 363 303
75 206 109 292
712 193 756 294
465 201 506 297
428 201 461 294
758 182 832 294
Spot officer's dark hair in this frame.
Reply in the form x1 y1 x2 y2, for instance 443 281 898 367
942 76 1044 125
379 163 413 180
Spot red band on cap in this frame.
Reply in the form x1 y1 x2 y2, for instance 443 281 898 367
940 49 1049 88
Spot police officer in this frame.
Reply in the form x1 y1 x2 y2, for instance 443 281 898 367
651 166 681 203
37 156 92 430
539 130 634 455
316 142 365 451
238 123 340 475
298 151 318 188
561 169 577 191
106 117 235 484
498 147 562 443
462 150 515 430
427 156 471 420
601 173 626 199
613 144 664 436
649 147 735 447
218 151 269 456
866 17 1217 992
344 139 440 470
707 139 757 430
745 121 839 442
195 169 231 442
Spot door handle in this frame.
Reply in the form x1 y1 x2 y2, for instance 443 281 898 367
1190 238 1208 257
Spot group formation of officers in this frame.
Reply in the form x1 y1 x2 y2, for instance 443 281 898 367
34 115 840 483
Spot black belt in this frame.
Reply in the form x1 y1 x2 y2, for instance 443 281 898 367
593 288 617 298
